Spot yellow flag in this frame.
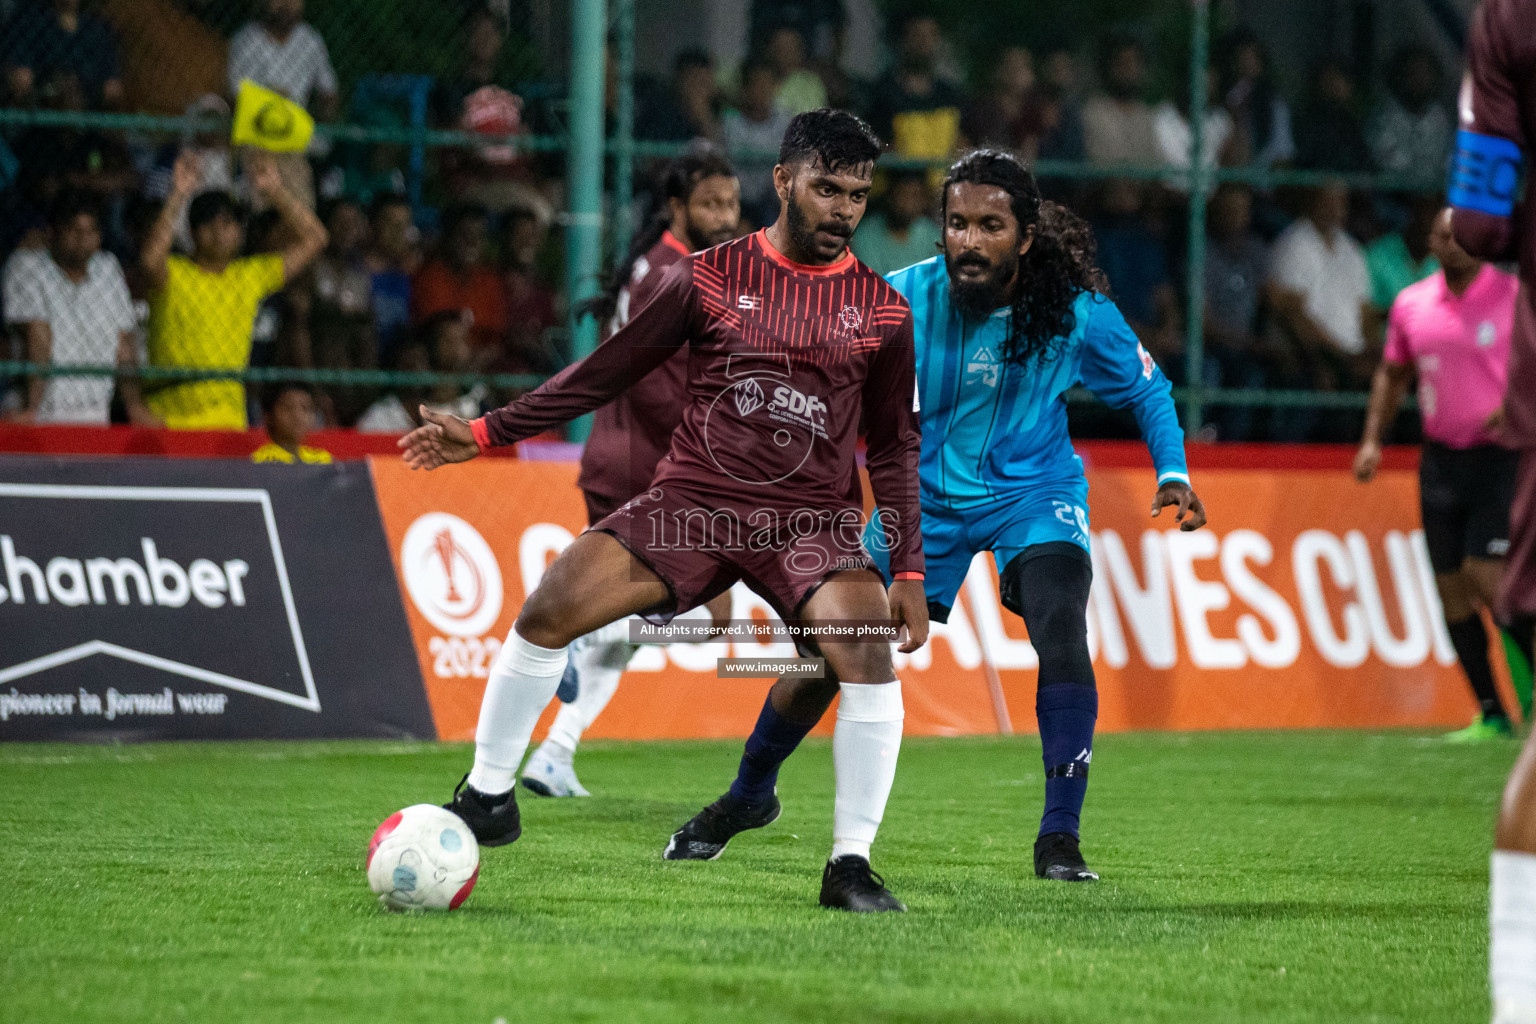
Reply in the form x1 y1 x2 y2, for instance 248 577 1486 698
231 79 314 153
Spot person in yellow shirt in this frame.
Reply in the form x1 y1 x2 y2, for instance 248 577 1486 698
141 149 327 429
250 383 332 463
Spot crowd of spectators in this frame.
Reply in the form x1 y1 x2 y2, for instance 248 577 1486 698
0 0 565 434
0 0 1463 441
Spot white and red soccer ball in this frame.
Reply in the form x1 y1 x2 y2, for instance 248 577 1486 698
366 804 479 912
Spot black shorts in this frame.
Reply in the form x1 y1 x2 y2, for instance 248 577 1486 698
1419 441 1517 573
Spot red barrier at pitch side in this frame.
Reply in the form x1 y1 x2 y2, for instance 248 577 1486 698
0 423 538 461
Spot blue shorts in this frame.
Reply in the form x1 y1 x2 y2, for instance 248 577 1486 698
865 481 1091 619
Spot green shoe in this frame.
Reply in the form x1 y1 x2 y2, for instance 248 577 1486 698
1499 626 1535 721
1444 714 1515 743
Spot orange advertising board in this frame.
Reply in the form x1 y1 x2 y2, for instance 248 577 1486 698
369 456 1480 742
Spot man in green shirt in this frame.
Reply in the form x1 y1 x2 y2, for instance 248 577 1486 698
850 170 941 275
1365 193 1440 313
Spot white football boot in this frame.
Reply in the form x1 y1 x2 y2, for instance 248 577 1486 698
520 744 591 798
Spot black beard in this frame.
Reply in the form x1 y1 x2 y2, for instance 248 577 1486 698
948 253 1019 321
684 212 735 251
785 194 850 257
785 197 817 254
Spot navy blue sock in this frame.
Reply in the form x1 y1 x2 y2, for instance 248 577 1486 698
1036 683 1098 838
727 698 817 806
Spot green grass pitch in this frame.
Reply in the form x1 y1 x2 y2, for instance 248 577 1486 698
0 731 1518 1023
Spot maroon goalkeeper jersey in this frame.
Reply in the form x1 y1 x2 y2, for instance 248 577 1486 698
576 230 691 508
1459 0 1536 445
477 229 923 576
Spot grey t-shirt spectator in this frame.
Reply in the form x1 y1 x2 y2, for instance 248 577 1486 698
723 105 793 219
1205 234 1269 338
2 248 135 423
227 22 336 107
1366 97 1452 176
1082 96 1158 165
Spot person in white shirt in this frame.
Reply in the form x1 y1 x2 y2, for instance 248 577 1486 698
356 312 485 433
227 0 338 207
1153 68 1234 175
227 0 338 117
1267 182 1376 390
722 58 793 227
2 193 157 426
1082 34 1159 166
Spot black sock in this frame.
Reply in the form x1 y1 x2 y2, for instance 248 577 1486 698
1447 615 1506 721
727 698 817 806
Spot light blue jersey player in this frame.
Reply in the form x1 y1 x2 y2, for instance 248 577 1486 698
867 265 1190 622
684 151 1208 884
854 152 1206 881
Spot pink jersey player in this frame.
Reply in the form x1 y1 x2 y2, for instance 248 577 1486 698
1356 209 1521 747
1383 263 1518 449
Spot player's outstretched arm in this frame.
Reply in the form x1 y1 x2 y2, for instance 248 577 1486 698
887 578 929 653
1150 480 1207 532
1080 297 1202 527
475 260 696 449
399 407 480 470
1078 298 1189 480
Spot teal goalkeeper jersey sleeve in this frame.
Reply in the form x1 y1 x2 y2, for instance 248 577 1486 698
885 257 1188 509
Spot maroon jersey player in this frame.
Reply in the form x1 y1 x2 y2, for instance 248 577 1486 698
521 147 743 799
1451 3 1536 1020
576 147 741 522
400 110 928 912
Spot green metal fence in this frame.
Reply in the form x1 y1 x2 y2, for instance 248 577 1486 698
0 0 1448 436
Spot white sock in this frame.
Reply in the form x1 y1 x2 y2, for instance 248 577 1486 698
587 614 642 646
541 637 633 760
466 630 569 795
830 680 903 863
1494 850 1536 1023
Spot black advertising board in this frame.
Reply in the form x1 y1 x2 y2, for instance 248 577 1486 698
0 456 435 741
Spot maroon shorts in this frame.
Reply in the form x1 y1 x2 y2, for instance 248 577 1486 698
1502 448 1536 618
590 482 875 622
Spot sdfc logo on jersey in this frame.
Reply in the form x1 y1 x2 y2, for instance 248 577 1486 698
769 384 828 434
1137 342 1155 380
838 305 864 337
733 378 766 417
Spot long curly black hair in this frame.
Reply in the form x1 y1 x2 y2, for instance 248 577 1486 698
941 149 1104 367
580 143 736 323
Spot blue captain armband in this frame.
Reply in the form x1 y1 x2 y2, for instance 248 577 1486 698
1448 129 1524 217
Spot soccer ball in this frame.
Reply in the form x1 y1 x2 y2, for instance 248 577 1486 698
366 804 480 912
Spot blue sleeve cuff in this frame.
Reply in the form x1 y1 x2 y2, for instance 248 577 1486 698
1156 469 1191 486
